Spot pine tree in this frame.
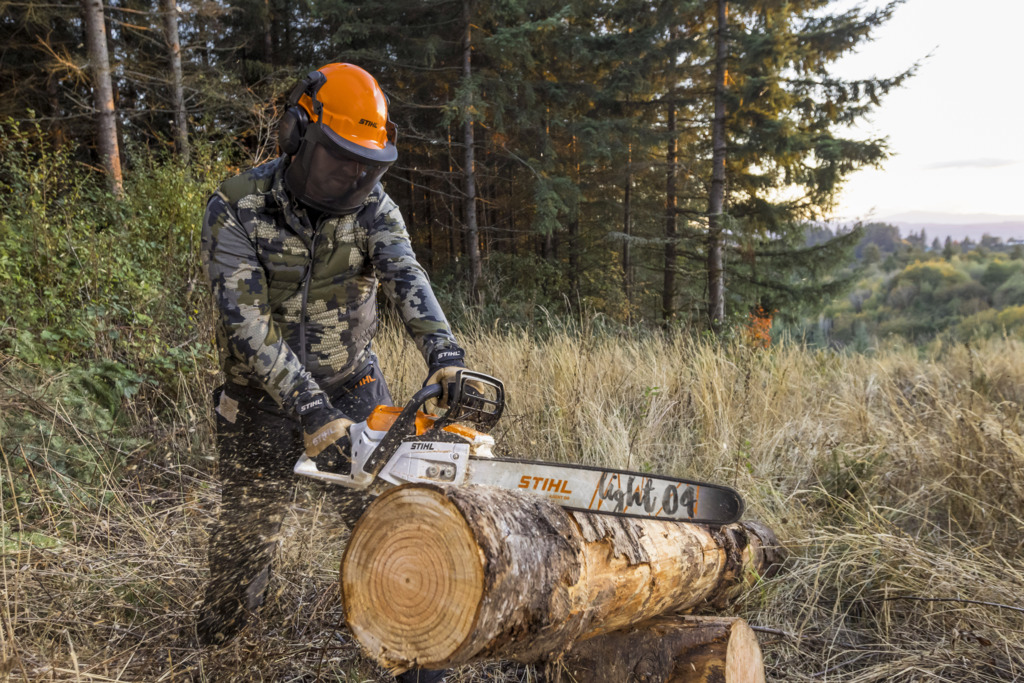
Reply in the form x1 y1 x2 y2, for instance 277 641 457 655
161 0 189 162
672 0 913 329
81 0 123 195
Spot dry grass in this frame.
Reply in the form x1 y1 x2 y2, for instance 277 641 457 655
3 326 1023 681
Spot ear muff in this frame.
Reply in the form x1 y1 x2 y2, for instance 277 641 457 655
277 70 328 156
277 107 307 156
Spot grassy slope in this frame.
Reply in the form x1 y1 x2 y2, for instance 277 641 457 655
3 327 1024 682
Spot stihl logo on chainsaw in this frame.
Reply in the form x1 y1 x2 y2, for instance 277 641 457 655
518 475 573 495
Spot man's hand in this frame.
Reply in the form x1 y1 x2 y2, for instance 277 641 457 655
301 403 354 465
425 366 488 411
425 346 469 410
425 365 462 410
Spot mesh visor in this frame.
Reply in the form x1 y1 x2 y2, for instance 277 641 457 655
290 122 392 214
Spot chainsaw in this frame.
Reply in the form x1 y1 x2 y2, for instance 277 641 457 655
294 370 744 525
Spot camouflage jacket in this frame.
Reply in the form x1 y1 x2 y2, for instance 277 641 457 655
201 156 461 417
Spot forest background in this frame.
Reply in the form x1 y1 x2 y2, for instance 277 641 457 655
3 0 1024 681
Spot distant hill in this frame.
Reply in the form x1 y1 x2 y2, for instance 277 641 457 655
830 212 1024 244
882 212 1024 243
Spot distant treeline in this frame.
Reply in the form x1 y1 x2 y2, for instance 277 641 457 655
2 0 913 333
811 222 1024 260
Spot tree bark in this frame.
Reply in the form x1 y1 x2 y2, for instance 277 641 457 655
262 0 273 64
543 230 556 262
623 143 633 309
663 96 678 325
342 484 781 672
561 616 765 683
80 0 123 196
46 75 66 150
161 0 189 163
707 0 728 333
568 134 580 295
462 0 483 305
446 131 460 269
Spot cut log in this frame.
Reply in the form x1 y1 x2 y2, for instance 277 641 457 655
341 483 781 671
561 616 765 683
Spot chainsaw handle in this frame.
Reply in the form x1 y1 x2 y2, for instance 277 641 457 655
408 382 445 412
434 370 504 431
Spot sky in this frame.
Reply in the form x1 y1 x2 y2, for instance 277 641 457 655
827 0 1024 225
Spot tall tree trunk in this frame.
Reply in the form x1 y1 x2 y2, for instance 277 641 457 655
508 167 518 257
426 183 437 274
568 216 580 296
447 132 460 271
462 0 483 305
46 75 65 150
543 231 557 262
262 0 273 64
707 0 728 334
663 89 678 325
481 132 492 261
103 13 129 166
161 0 189 163
568 134 580 295
81 0 123 196
623 143 633 308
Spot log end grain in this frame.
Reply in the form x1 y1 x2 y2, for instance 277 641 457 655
341 485 484 668
671 617 765 683
723 619 765 683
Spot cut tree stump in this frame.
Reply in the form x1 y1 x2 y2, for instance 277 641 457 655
341 483 781 672
561 616 765 683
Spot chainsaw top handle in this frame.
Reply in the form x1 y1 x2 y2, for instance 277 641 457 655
436 370 505 432
362 370 505 478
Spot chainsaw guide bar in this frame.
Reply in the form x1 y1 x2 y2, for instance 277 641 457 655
294 370 745 526
466 456 743 525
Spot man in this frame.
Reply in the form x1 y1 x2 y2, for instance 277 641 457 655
197 63 464 683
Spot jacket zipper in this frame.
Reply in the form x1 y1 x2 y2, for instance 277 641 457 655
298 217 321 369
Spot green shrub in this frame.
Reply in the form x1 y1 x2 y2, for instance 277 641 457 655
979 257 1024 291
0 121 224 383
0 121 229 515
994 270 1024 309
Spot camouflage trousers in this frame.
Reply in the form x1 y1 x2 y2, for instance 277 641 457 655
197 359 389 645
196 361 451 681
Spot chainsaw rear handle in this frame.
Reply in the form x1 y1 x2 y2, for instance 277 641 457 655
362 370 505 478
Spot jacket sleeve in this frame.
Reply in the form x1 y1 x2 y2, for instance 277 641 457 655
201 192 325 413
366 191 462 364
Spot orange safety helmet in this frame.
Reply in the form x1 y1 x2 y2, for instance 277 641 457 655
279 63 398 215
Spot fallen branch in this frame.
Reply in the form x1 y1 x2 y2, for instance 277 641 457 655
879 595 1024 616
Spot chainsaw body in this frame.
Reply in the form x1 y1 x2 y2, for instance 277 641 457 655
294 403 495 493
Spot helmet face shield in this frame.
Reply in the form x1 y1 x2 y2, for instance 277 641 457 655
281 63 399 216
286 121 393 215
